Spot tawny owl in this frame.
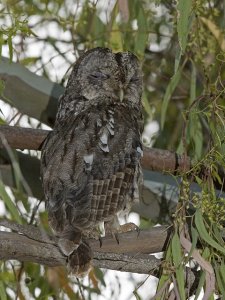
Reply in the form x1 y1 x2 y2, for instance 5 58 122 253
40 47 143 276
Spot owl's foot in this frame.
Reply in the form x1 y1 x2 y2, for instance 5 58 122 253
58 228 82 256
105 219 139 244
118 222 140 235
68 240 92 277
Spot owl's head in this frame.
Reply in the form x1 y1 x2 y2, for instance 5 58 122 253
66 47 142 105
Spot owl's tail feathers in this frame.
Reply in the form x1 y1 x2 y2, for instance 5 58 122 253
58 229 92 277
68 240 92 276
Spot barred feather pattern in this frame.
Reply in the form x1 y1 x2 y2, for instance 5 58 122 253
41 48 143 276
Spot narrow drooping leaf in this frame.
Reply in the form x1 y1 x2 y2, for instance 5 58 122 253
186 226 198 260
220 262 225 286
0 33 3 58
190 62 196 103
174 47 182 73
172 232 185 300
0 281 7 300
176 0 192 52
134 3 148 57
214 262 225 298
142 91 153 119
161 68 182 128
201 17 225 51
109 2 123 51
7 34 13 62
0 180 22 224
194 271 206 300
195 209 225 255
156 243 172 300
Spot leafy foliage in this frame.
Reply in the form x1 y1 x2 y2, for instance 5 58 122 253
0 0 225 299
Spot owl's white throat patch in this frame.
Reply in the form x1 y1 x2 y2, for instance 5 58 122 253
84 154 94 171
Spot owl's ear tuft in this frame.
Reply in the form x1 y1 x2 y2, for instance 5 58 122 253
81 47 112 62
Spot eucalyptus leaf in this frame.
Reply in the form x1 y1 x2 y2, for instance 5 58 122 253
195 209 225 255
161 68 182 129
172 232 185 300
176 0 192 53
0 180 22 224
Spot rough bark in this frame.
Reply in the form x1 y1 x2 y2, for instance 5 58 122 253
0 220 170 274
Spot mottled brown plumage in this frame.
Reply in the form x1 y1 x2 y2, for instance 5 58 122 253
40 47 143 276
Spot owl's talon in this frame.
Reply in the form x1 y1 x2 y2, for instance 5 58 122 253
115 233 120 245
104 220 139 244
137 226 140 238
99 236 103 248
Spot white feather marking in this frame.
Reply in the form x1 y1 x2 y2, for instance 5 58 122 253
100 131 108 145
106 124 114 135
137 146 143 157
99 144 109 152
109 116 114 124
83 154 94 171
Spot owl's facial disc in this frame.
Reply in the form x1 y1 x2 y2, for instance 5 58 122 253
88 71 109 80
75 48 121 100
73 47 142 104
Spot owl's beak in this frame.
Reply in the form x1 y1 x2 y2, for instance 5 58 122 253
119 88 124 101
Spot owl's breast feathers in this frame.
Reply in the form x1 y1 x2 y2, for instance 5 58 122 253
41 102 143 233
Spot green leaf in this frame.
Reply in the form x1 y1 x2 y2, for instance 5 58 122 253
161 68 182 129
134 3 148 57
172 232 185 300
176 0 192 53
0 281 7 300
172 233 182 268
109 2 123 51
187 113 203 159
0 80 5 97
0 180 22 224
20 56 40 66
195 209 225 255
194 271 206 300
92 16 105 47
7 34 13 62
0 32 3 58
186 226 199 261
214 262 225 298
1 139 31 195
174 47 182 73
190 62 196 103
110 21 123 51
156 243 172 299
220 262 225 286
212 223 224 245
94 267 106 287
195 176 202 185
142 91 153 119
0 80 13 105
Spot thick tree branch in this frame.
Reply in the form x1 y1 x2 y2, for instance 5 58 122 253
0 57 63 127
0 220 170 274
2 125 224 192
0 125 191 173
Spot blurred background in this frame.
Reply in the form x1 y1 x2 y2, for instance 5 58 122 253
0 0 225 299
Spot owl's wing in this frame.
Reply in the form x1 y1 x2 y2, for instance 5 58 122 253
41 102 143 232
